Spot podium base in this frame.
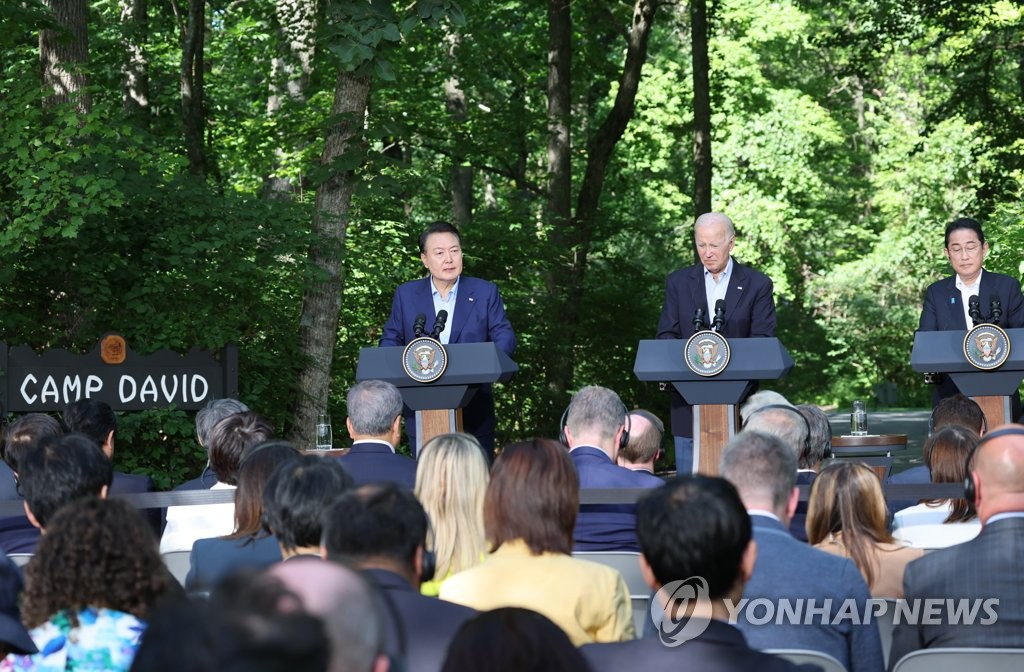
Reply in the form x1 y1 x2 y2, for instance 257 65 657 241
693 404 739 476
415 408 464 458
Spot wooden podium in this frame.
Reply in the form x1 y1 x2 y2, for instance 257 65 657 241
634 338 793 475
356 343 517 455
911 328 1024 428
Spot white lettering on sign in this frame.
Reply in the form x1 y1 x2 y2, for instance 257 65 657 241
19 374 105 405
118 374 210 404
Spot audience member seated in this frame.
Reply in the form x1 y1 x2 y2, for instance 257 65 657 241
62 399 162 535
186 440 300 592
563 386 662 552
889 425 1024 668
893 426 981 548
440 438 634 645
442 607 591 672
337 380 417 489
322 483 476 672
616 409 664 476
160 411 273 553
738 390 791 425
175 398 250 491
582 475 816 672
721 430 883 672
413 433 489 596
890 394 985 495
3 498 173 671
0 414 62 554
263 455 353 559
807 462 923 598
0 556 36 657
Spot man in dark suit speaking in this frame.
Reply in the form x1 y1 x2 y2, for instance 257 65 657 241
918 217 1024 410
380 221 516 456
656 212 777 474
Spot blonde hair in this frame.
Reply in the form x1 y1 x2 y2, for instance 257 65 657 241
415 433 489 579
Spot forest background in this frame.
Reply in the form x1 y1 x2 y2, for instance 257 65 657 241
2 0 1023 486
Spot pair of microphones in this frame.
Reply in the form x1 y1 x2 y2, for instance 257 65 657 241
968 296 1003 327
693 299 726 334
413 311 449 339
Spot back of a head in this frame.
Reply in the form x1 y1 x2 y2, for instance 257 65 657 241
720 430 797 512
619 409 663 465
564 385 625 444
22 497 169 629
262 455 355 552
208 411 274 485
637 476 751 600
486 439 578 556
742 405 808 459
229 441 302 539
739 390 790 424
62 399 117 448
925 426 979 483
796 404 832 469
19 433 113 529
441 607 588 672
932 394 986 435
805 462 891 570
322 483 427 572
266 558 386 672
195 398 250 449
346 380 403 436
2 413 62 473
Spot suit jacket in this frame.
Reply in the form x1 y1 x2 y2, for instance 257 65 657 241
918 271 1024 409
112 470 163 536
571 446 663 552
336 442 417 490
186 534 282 592
888 516 1024 669
737 515 884 672
887 465 930 515
174 466 217 491
656 260 777 437
582 618 819 672
790 470 816 543
379 276 515 454
364 568 476 672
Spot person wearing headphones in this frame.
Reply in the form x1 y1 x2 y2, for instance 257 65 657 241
889 424 1024 668
562 386 662 552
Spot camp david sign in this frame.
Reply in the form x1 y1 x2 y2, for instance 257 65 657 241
0 333 238 412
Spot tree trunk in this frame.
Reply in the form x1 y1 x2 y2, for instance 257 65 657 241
691 0 712 222
290 71 372 449
120 0 149 120
268 0 317 113
39 0 91 115
174 0 206 175
446 76 474 228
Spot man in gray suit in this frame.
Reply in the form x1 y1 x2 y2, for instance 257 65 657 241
889 424 1024 668
721 431 883 672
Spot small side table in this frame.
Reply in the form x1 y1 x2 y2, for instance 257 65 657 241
831 434 908 457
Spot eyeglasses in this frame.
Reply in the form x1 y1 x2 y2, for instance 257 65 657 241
948 243 981 256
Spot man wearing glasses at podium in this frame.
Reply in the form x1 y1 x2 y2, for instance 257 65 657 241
919 218 1024 409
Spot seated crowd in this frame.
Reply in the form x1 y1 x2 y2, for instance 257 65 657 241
0 386 1019 671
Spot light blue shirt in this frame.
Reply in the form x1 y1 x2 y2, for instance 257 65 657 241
430 276 459 344
703 257 733 323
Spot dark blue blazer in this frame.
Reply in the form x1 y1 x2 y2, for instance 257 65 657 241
174 466 217 491
737 515 883 672
112 470 164 535
0 464 34 555
656 260 776 437
918 271 1024 409
887 465 930 515
336 442 417 490
583 618 819 672
364 568 476 672
380 276 515 454
790 470 816 543
571 446 663 552
186 534 282 592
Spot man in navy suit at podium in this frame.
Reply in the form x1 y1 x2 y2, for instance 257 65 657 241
380 221 516 456
919 217 1024 411
656 212 777 474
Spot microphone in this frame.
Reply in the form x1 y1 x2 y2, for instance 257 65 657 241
692 307 707 333
711 299 726 333
968 296 982 327
990 296 1003 326
430 310 449 339
413 314 426 338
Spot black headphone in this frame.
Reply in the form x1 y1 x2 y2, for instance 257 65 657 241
559 401 631 450
744 404 821 461
962 425 1024 504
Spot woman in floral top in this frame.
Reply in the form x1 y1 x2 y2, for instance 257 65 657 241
3 497 172 671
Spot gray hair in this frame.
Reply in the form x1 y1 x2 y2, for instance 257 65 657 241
566 386 627 442
694 212 736 239
739 390 790 424
721 430 797 512
347 380 404 436
743 405 808 459
195 398 249 448
796 404 832 469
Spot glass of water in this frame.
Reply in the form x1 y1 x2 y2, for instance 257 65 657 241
850 400 868 436
315 413 332 450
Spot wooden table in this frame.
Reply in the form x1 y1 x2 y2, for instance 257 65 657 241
831 434 907 456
